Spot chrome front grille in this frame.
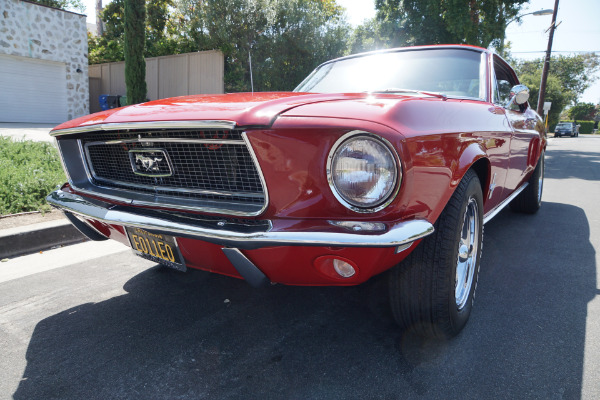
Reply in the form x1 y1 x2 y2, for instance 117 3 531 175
78 129 266 211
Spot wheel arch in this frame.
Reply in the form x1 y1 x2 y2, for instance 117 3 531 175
456 143 490 202
469 157 490 203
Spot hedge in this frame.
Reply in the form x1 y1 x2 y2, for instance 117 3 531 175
0 137 66 215
552 120 596 134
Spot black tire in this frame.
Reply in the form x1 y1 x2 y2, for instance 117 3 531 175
389 170 483 339
555 134 560 138
509 152 544 214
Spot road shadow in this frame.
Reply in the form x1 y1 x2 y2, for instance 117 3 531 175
13 202 596 399
546 148 600 181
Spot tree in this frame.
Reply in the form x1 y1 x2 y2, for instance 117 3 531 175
124 0 147 104
90 0 349 92
88 32 124 64
348 17 394 54
88 0 125 64
513 53 600 127
568 103 597 121
519 70 567 129
176 0 349 92
373 0 528 49
258 0 349 91
146 0 177 57
102 0 125 40
516 53 600 106
29 0 85 12
196 0 271 92
89 0 181 64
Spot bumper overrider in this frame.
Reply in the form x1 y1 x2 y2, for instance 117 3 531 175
47 188 434 286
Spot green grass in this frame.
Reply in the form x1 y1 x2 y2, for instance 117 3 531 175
0 137 66 215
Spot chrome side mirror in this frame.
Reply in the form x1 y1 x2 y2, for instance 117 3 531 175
506 84 530 108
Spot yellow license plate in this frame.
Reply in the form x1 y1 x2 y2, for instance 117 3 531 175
126 227 186 271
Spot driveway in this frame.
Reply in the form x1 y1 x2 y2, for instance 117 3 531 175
0 123 55 143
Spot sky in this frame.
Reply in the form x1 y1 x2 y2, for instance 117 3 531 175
505 0 600 104
83 0 599 104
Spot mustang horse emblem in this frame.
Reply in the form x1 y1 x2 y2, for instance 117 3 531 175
135 154 163 172
128 149 172 177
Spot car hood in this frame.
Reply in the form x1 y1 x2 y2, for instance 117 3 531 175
52 92 377 132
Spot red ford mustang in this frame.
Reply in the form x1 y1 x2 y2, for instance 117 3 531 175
48 45 545 338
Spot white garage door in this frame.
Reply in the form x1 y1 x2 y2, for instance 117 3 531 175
0 54 67 123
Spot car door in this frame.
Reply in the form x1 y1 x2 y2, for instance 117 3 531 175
492 55 541 193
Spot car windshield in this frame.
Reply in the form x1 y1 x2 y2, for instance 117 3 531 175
556 123 570 128
295 48 484 99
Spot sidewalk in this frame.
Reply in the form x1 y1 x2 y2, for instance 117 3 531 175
0 122 56 143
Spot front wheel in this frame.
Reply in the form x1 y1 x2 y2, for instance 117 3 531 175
389 170 483 339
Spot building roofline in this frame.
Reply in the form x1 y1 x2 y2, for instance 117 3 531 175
19 0 86 18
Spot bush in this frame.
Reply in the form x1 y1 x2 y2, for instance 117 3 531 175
0 137 66 215
577 121 596 134
551 120 596 134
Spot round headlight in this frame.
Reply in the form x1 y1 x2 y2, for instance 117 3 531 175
328 133 399 211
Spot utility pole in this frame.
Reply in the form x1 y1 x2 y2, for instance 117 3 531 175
536 0 559 116
95 0 103 36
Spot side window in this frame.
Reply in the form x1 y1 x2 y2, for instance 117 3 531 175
497 80 512 105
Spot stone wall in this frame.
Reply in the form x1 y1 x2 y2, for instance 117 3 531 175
0 0 88 120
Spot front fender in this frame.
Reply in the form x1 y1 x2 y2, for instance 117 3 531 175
404 136 489 225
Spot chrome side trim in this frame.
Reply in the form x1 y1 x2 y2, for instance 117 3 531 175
479 51 488 101
47 189 434 250
50 120 237 136
483 182 529 224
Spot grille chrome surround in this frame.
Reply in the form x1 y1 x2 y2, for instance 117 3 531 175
51 120 237 136
66 128 269 216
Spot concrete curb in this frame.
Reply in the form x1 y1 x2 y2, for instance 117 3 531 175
0 219 86 259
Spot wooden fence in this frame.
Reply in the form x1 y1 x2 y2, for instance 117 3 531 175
88 50 224 113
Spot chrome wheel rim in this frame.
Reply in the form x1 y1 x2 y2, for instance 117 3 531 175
455 197 479 310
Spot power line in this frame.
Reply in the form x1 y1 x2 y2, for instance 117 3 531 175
512 50 599 53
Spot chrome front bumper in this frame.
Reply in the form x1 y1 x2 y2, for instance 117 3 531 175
47 189 434 250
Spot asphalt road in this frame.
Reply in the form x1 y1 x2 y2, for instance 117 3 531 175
1 136 600 399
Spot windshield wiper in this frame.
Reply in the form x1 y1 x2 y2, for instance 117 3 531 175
370 88 448 100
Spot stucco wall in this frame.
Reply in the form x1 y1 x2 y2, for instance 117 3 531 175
0 0 88 119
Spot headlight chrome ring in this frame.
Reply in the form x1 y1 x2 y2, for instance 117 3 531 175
327 131 401 213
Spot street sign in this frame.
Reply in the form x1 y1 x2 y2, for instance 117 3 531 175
543 102 551 115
